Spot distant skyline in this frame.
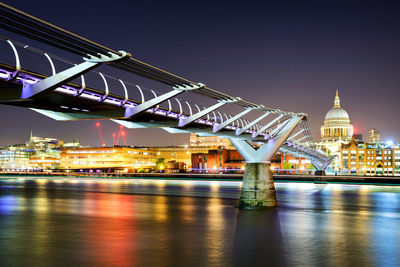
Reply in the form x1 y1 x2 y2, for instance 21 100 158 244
0 0 399 146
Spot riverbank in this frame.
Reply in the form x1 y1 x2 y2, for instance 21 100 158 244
1 172 400 185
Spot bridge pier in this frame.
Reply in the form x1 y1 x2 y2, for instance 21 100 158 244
230 115 303 209
240 162 277 209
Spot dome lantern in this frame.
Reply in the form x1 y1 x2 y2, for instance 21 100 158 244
334 89 340 108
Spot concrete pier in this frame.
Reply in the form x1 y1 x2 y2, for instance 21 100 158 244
239 162 277 209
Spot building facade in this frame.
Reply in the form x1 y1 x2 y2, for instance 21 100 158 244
0 145 34 171
0 133 70 171
189 133 234 149
340 138 400 176
278 154 313 174
60 147 157 172
368 129 381 143
155 145 209 169
191 149 293 173
191 149 245 172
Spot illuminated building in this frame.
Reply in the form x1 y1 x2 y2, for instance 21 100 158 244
279 154 313 174
189 133 234 149
63 139 82 148
368 129 381 143
29 157 61 170
26 132 63 153
191 149 245 172
154 145 209 169
341 137 400 176
60 146 157 172
0 133 72 171
0 145 34 171
191 149 282 173
318 90 354 170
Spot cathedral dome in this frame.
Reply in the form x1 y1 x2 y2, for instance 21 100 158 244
325 107 349 121
320 89 353 142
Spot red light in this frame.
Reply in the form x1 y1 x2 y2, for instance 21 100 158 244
96 122 100 127
122 131 125 135
113 133 116 136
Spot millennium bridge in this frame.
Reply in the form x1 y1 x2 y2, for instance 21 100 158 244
0 2 333 208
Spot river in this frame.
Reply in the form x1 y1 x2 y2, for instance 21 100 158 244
1 177 400 266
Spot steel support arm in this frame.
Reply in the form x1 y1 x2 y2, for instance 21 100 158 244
213 108 252 132
230 116 303 163
21 52 128 99
293 135 308 143
236 112 270 135
126 89 184 118
268 118 291 137
126 82 206 118
287 129 305 141
252 114 284 138
179 101 226 127
21 61 100 99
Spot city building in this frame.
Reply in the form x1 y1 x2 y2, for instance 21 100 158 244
278 154 313 174
0 145 34 171
191 149 286 173
63 139 82 148
340 137 400 176
189 133 234 149
368 129 381 143
60 146 157 172
318 90 354 170
191 149 245 172
0 133 73 171
155 145 209 169
26 134 63 157
29 156 61 171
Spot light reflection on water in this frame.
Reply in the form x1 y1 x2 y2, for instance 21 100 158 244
0 177 400 266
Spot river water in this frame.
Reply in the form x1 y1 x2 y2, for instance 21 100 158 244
0 177 400 266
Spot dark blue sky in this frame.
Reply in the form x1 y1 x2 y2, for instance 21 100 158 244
0 0 399 146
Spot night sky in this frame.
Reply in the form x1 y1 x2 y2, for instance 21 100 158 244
0 0 399 147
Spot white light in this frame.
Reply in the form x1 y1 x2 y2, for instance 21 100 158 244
0 72 10 79
54 87 75 94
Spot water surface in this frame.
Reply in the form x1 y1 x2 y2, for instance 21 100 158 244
0 177 399 266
